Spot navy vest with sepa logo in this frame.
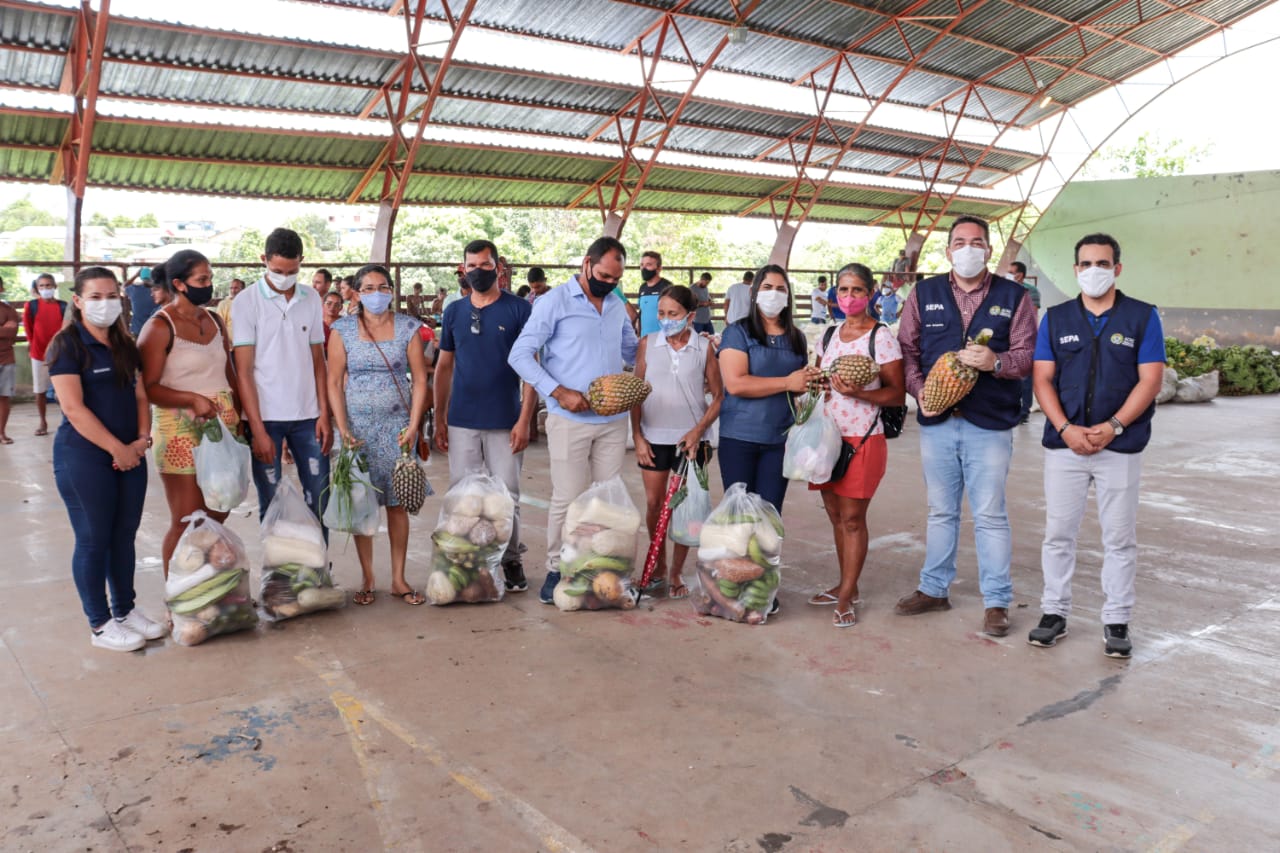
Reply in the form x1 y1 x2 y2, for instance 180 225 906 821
916 273 1025 430
1042 291 1155 453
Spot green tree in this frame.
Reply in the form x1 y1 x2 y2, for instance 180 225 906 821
14 238 64 263
0 196 63 232
1084 131 1212 179
88 211 111 227
215 228 267 284
285 213 339 253
136 213 159 228
109 214 135 229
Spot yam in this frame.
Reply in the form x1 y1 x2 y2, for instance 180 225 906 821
173 543 206 575
482 491 514 522
713 557 765 584
426 572 458 605
186 527 220 552
468 519 498 546
444 514 480 537
207 538 238 571
590 528 636 559
448 493 484 518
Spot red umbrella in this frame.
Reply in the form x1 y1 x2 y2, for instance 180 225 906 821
638 456 688 595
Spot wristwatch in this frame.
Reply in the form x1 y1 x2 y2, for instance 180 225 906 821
1108 416 1125 435
140 435 153 448
1057 421 1071 435
992 357 1002 374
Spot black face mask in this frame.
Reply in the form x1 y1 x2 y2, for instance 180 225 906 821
466 268 497 293
182 283 214 306
586 275 615 299
640 267 657 282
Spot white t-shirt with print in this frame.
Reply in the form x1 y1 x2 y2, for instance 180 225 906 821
816 324 903 438
810 288 828 321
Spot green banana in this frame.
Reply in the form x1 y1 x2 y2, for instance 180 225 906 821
718 579 742 598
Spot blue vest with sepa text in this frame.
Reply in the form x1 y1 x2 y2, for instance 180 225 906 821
916 273 1024 430
1041 291 1154 453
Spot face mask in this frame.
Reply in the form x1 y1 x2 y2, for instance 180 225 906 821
640 268 658 283
360 292 393 315
838 295 869 316
181 283 214 306
658 315 688 337
82 299 122 328
950 246 988 279
38 287 56 300
1077 266 1115 298
265 270 297 291
756 290 788 318
466 268 497 293
586 275 615 299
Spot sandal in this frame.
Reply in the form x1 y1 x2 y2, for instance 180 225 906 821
808 591 863 607
395 590 425 606
0 436 13 445
34 428 48 437
353 589 376 606
668 582 689 600
834 608 858 628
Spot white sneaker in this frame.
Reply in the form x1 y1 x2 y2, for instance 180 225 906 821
117 609 167 641
91 620 146 652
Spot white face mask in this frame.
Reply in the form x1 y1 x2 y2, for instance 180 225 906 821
38 287 57 300
1077 266 1115 298
265 270 298 290
82 299 122 329
756 290 788 318
950 246 988 279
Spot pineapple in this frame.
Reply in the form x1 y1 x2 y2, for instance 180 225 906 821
391 450 432 515
827 354 879 388
921 328 994 414
586 373 652 416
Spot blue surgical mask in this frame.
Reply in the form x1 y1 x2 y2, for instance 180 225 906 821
658 315 688 338
360 292 393 315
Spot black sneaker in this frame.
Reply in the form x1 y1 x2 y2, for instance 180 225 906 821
1104 624 1132 659
503 560 528 593
538 571 561 605
1028 614 1068 647
769 597 780 617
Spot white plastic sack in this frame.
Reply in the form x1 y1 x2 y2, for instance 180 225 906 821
424 471 515 605
261 477 345 620
1155 366 1178 404
322 445 380 537
689 483 783 625
782 393 842 484
167 511 257 645
192 417 250 513
669 461 712 547
1174 370 1218 403
554 476 641 611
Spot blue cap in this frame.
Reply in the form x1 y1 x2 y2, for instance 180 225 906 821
139 267 152 282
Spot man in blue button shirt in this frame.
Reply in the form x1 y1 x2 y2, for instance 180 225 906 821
509 236 639 603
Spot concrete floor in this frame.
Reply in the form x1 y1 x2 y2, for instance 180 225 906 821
1 394 1277 853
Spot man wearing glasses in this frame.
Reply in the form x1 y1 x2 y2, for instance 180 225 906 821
435 239 537 592
509 236 639 604
893 215 1037 638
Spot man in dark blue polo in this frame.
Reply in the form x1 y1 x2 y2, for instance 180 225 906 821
1027 233 1165 659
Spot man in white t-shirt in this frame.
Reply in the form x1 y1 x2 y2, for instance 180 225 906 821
724 269 754 325
232 227 333 531
810 284 829 324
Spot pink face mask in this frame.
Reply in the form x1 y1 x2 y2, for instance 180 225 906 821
838 294 869 316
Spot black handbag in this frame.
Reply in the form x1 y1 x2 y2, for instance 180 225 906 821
868 323 907 439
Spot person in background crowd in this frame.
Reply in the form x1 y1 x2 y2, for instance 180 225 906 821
809 263 905 627
48 267 163 652
443 270 469 312
312 268 333 298
526 267 550 303
809 278 830 325
216 277 245 339
1009 261 1040 424
723 270 753 326
338 276 359 315
824 275 845 323
515 284 531 299
328 264 431 606
0 283 17 444
894 215 1037 637
406 282 428 319
322 290 344 347
636 251 674 338
1028 233 1165 660
876 280 901 325
690 272 714 335
126 267 159 337
436 239 537 593
509 236 639 604
232 227 333 527
24 273 68 437
431 286 447 316
891 249 910 287
138 250 241 576
631 285 722 599
718 264 818 516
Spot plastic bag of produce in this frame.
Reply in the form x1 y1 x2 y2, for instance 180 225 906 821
690 483 783 625
322 443 380 537
191 416 251 513
1155 366 1178 404
1174 370 1219 403
260 477 346 620
669 460 712 547
553 475 641 611
424 471 515 605
166 511 258 645
782 392 842 484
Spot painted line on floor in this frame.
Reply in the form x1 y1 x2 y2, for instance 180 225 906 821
299 654 593 853
327 687 417 851
520 494 551 510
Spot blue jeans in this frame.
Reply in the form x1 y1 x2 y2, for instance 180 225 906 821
693 321 715 336
917 417 1014 608
718 436 790 513
54 445 148 628
250 419 331 538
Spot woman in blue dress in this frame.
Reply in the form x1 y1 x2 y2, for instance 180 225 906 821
327 264 432 605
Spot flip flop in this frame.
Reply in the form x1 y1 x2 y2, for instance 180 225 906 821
668 583 689 600
353 589 376 606
808 592 863 607
834 609 858 628
34 428 48 436
0 437 13 445
395 590 425 606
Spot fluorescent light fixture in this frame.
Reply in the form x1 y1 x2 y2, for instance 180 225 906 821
1039 94 1053 108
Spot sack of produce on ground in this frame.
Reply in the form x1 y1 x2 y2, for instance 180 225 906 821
690 482 783 625
1155 366 1178 404
191 415 251 513
782 392 843 484
322 443 380 537
260 477 346 620
553 475 642 611
669 460 712 546
166 511 258 645
1174 370 1219 403
424 471 515 605
921 329 993 413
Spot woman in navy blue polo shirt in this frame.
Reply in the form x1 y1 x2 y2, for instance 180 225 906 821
717 264 822 514
48 267 162 653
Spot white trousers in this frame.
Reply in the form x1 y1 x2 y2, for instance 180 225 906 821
1041 448 1144 624
544 414 628 572
447 427 524 564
